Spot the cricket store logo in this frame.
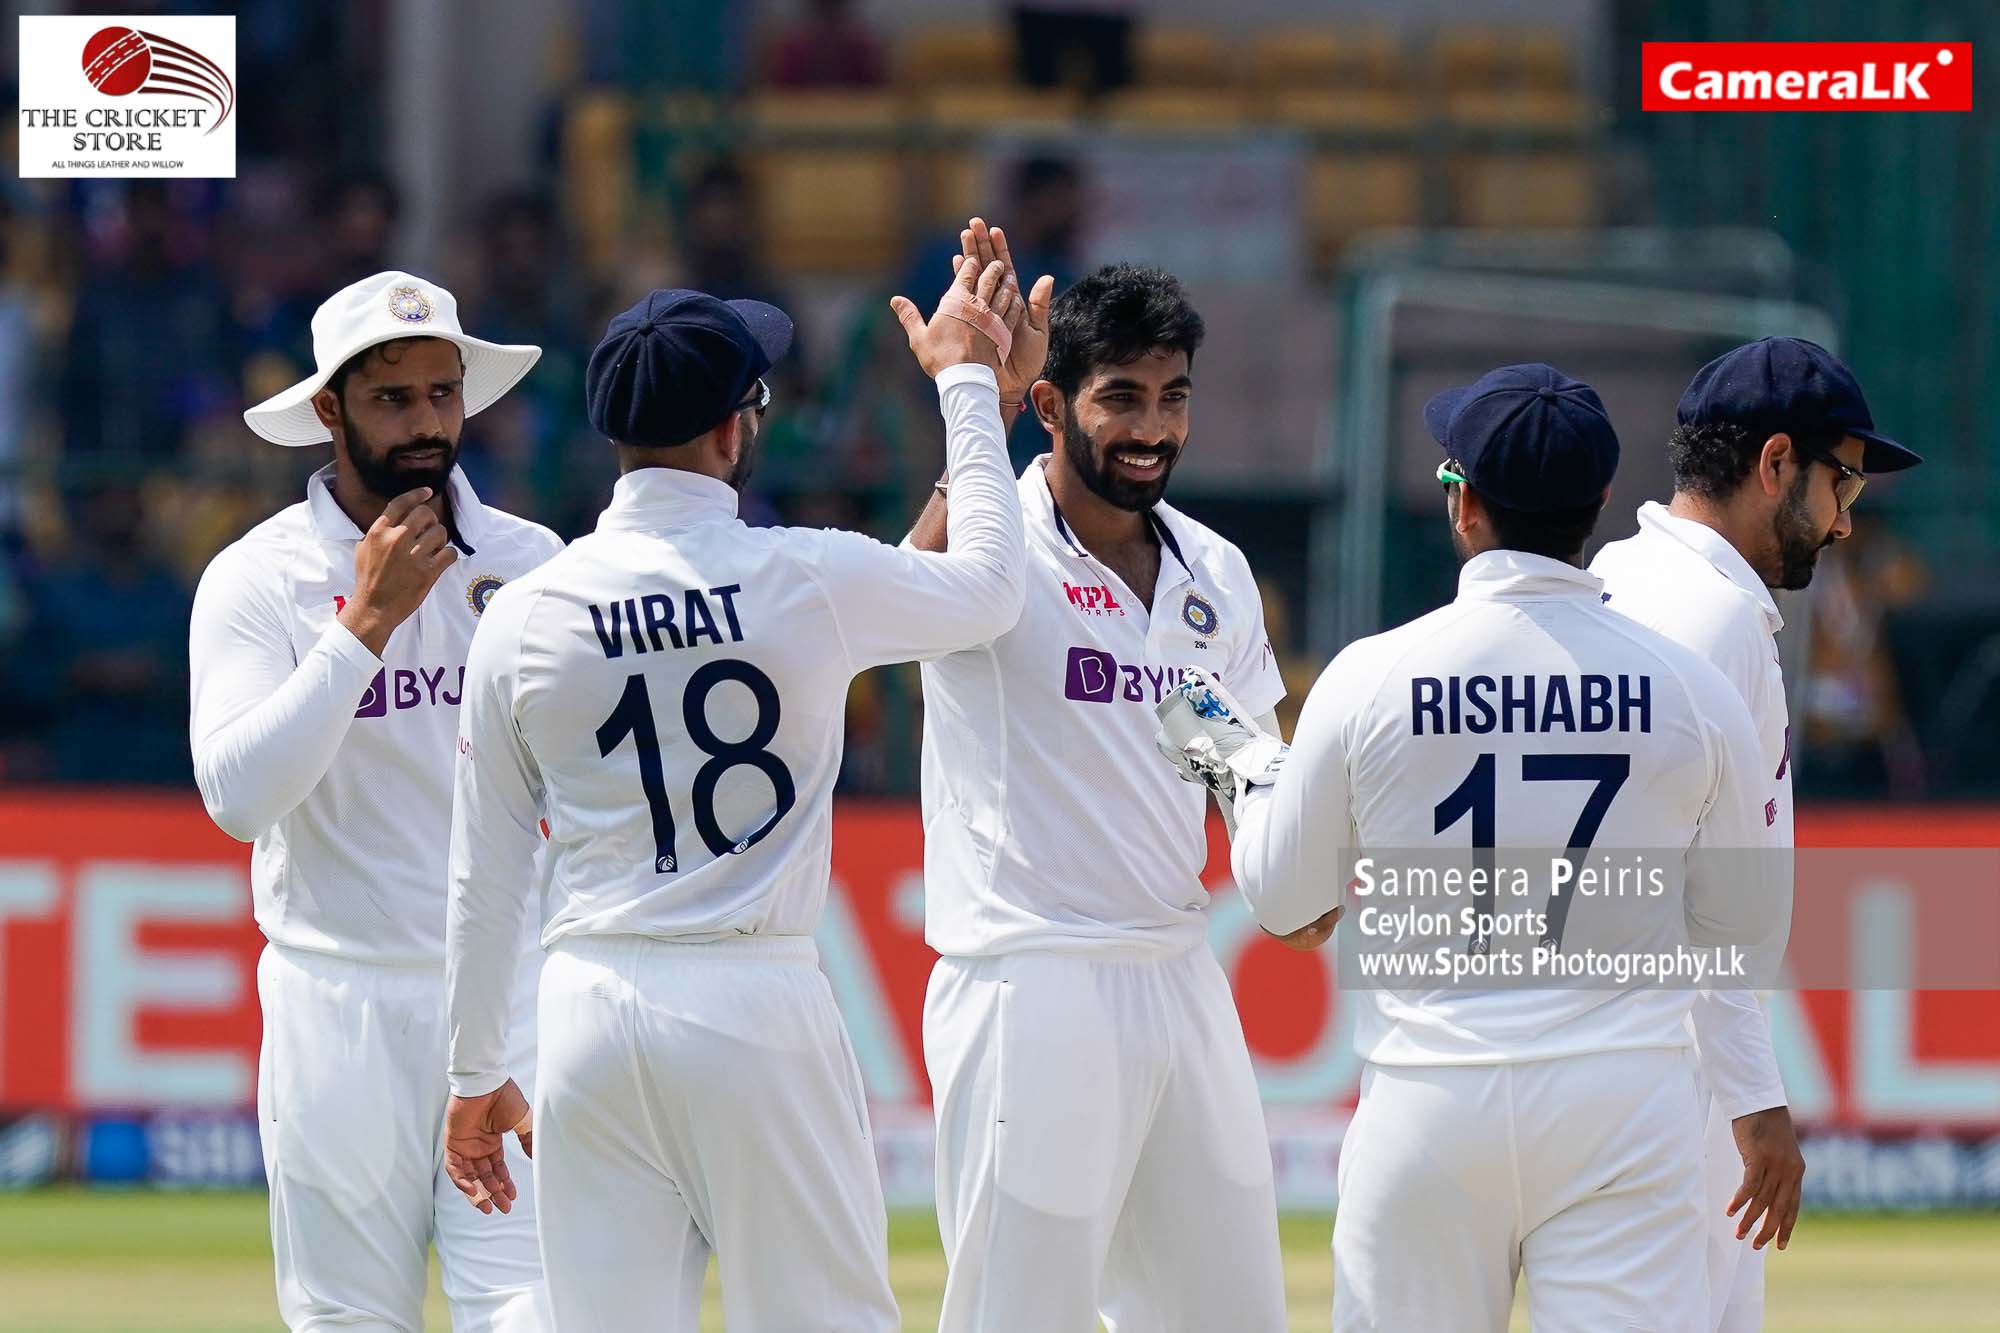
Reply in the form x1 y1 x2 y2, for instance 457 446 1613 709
1642 42 1971 112
16 16 237 178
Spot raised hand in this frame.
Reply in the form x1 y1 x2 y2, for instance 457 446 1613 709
890 223 1021 378
337 487 458 656
960 218 1055 406
444 1078 533 1215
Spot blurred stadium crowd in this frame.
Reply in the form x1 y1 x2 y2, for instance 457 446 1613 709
0 0 1993 797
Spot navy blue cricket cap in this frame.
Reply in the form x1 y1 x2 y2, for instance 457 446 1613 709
1677 336 1921 473
1424 363 1619 512
585 289 794 447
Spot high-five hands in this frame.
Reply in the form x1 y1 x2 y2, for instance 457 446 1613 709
956 217 1055 407
890 216 1049 380
444 1078 534 1215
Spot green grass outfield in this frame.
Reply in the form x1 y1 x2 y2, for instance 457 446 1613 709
1 1189 1995 1331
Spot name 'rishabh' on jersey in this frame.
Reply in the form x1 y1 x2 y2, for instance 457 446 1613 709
1231 550 1786 1067
918 457 1286 959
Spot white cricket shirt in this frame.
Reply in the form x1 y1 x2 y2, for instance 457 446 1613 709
188 464 563 966
447 364 1022 1096
918 458 1286 958
1232 550 1787 1067
1592 500 1794 1118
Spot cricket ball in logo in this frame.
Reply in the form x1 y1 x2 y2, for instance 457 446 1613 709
388 286 434 324
466 574 504 617
80 27 234 133
1182 591 1220 637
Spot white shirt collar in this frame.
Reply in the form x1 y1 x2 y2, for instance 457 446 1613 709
1634 500 1784 632
1456 548 1606 603
1022 455 1194 580
305 461 487 548
596 467 740 532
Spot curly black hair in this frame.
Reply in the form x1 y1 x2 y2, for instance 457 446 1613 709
1668 419 1842 500
1040 262 1205 397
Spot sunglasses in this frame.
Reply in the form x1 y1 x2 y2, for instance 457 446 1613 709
735 378 771 419
1437 459 1468 487
1797 442 1865 513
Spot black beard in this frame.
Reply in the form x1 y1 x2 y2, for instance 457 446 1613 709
1773 468 1836 590
1061 404 1180 512
338 404 458 500
727 414 760 493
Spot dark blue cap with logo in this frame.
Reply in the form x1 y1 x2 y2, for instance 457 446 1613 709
1424 363 1620 511
1677 336 1920 474
586 289 794 447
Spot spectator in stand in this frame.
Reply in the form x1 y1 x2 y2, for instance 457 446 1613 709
767 0 887 89
59 183 238 458
0 197 34 546
321 170 403 291
676 161 806 399
467 188 602 524
13 481 194 784
1014 0 1137 94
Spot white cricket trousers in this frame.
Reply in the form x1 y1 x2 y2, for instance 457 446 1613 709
256 943 548 1332
531 933 898 1333
924 942 1289 1333
1701 1091 1767 1332
1334 1046 1707 1333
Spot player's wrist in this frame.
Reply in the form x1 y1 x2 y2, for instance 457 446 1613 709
335 600 395 658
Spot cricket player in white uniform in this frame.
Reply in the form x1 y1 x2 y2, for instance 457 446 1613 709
1180 363 1790 1333
1593 337 1922 1331
440 244 1031 1331
907 251 1296 1331
190 272 557 1330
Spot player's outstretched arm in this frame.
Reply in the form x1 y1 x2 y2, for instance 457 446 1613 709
810 234 1029 668
904 217 1053 556
190 487 457 840
1230 657 1356 937
442 583 546 1211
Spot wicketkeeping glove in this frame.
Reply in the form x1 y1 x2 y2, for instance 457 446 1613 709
1154 666 1288 836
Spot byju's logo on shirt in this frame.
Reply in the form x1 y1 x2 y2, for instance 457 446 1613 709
1064 646 1199 705
1063 581 1125 616
354 666 465 718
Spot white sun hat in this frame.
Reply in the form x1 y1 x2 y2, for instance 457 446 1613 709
243 270 542 446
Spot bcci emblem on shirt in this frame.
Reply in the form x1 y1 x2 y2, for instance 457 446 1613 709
466 574 505 617
1182 590 1219 637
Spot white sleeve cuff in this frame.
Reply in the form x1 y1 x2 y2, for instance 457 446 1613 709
447 1069 510 1100
318 618 384 672
934 362 1000 398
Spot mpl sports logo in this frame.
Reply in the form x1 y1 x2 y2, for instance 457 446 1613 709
17 16 237 178
1643 42 1972 112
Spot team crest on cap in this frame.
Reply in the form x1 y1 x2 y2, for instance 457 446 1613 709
466 574 504 616
387 285 434 324
1181 591 1219 637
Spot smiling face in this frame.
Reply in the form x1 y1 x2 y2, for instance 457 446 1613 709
315 337 466 500
1053 349 1192 513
